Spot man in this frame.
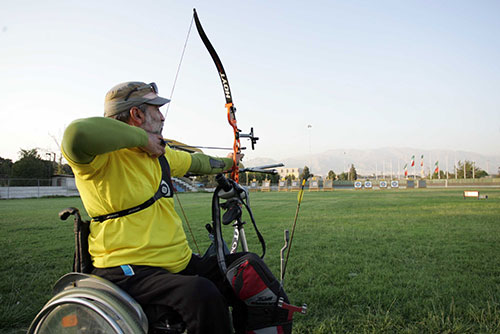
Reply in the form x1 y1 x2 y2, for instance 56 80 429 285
62 81 291 334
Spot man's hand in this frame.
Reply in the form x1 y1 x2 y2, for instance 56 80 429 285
141 132 166 158
227 152 244 165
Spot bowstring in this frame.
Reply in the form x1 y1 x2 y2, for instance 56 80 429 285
167 15 200 254
164 15 194 118
175 191 200 254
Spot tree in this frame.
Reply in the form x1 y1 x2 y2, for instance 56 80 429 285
432 170 446 179
239 172 247 184
349 164 358 181
455 160 488 179
284 174 296 186
12 148 55 179
196 174 217 187
248 173 263 183
0 157 13 186
327 170 336 180
61 163 74 176
269 173 280 184
475 169 489 178
299 166 313 181
0 157 13 178
338 172 348 181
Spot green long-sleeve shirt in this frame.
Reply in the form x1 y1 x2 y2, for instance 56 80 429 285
62 117 233 174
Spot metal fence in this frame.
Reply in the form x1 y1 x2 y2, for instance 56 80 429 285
2 177 499 199
0 178 79 199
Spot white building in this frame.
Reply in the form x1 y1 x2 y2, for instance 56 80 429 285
277 167 303 179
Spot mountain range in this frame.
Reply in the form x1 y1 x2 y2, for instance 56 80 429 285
245 148 500 177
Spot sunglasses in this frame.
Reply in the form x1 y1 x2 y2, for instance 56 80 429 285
124 82 159 101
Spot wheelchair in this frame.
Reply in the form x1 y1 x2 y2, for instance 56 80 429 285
28 207 186 334
29 172 305 334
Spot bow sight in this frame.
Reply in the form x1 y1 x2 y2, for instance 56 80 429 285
238 126 259 151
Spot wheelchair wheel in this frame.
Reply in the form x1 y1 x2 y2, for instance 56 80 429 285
28 287 147 334
28 273 148 334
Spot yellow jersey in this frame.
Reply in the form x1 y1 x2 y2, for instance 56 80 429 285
64 145 192 273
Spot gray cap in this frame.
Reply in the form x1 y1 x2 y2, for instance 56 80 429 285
104 81 170 117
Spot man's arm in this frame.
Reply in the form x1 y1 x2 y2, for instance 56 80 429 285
62 117 161 164
188 153 234 175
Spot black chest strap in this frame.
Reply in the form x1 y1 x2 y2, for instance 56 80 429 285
91 155 174 223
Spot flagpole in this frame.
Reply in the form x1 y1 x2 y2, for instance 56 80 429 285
343 152 346 175
398 160 400 180
455 153 457 179
413 156 416 180
446 156 449 180
420 155 424 178
430 153 432 179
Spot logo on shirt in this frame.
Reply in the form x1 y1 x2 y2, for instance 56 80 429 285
160 180 171 197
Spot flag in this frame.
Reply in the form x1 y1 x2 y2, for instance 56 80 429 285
411 155 415 167
404 163 408 177
434 161 439 174
420 155 424 167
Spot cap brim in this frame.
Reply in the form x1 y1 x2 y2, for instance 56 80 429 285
146 96 170 106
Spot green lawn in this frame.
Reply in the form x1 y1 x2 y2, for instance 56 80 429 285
1 189 499 333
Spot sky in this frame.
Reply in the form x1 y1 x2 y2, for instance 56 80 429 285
1 0 499 164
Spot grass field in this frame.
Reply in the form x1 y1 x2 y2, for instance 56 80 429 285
1 188 499 333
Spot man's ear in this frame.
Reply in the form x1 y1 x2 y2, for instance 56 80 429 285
129 107 145 126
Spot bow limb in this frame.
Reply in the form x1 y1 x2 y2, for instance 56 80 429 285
193 8 241 183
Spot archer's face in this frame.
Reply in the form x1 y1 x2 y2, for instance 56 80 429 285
141 105 165 135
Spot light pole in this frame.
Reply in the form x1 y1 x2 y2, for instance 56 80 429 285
343 152 346 177
307 125 312 171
